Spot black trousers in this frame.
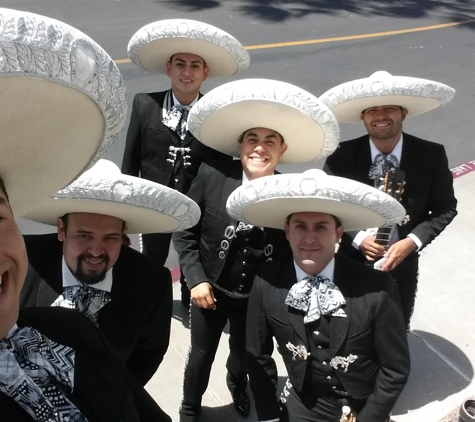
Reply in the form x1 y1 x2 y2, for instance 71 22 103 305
280 380 367 422
180 291 248 421
389 254 419 329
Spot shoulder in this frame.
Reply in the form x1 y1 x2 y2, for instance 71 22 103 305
199 159 241 177
403 132 445 152
115 246 171 280
133 91 167 106
23 233 61 259
326 135 368 161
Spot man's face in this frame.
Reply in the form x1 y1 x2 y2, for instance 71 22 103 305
285 212 343 275
239 128 288 180
166 53 209 101
58 213 124 285
360 105 408 141
0 188 28 340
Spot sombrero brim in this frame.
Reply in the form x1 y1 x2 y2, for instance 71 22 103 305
188 79 340 164
128 19 250 77
23 160 200 234
0 8 127 216
320 71 455 123
226 170 406 231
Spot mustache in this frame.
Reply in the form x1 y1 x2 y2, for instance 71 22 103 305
78 254 110 265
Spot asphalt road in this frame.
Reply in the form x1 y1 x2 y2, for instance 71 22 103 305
8 0 475 237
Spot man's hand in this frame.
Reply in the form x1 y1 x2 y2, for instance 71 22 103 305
381 238 416 272
191 282 217 310
359 236 386 261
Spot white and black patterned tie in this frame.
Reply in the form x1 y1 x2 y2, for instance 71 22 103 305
368 153 398 184
167 104 191 141
52 285 111 326
0 326 86 421
285 275 346 324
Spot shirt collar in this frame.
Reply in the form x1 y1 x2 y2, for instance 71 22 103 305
369 134 403 163
293 258 335 283
61 257 113 292
5 324 19 339
241 171 250 184
172 92 199 108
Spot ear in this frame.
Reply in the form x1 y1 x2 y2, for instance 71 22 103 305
166 61 172 77
401 108 408 121
57 217 65 241
202 65 210 81
284 221 290 241
280 142 288 157
335 225 344 243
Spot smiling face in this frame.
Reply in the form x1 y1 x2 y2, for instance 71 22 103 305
166 53 209 105
58 212 124 285
239 127 288 180
285 212 343 275
361 105 407 147
0 183 28 340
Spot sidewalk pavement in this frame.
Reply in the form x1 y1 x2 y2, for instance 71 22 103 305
145 170 475 422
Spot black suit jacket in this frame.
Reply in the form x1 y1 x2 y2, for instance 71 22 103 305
21 233 172 385
1 307 171 422
121 91 232 194
247 254 410 422
173 160 288 289
324 133 457 259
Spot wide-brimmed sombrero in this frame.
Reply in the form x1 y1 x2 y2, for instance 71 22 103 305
23 160 201 234
320 71 455 123
226 169 406 231
127 19 250 77
0 8 127 216
188 79 340 164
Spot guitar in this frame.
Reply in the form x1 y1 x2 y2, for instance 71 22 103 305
368 167 406 270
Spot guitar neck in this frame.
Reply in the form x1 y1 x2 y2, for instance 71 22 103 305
374 226 392 247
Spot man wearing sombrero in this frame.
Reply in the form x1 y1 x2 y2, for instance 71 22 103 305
321 71 458 329
0 8 171 420
20 160 200 386
122 19 249 304
173 79 340 421
226 169 410 422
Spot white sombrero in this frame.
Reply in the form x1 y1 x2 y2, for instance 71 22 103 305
320 71 455 123
226 169 406 231
0 8 127 216
23 160 201 234
127 19 250 77
188 79 340 164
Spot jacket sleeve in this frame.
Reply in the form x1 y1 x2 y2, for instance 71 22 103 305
410 144 457 249
121 94 142 176
357 279 410 421
126 266 172 385
246 277 281 421
172 163 208 288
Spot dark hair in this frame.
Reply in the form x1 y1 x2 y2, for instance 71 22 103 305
60 213 127 233
0 175 9 201
168 54 207 68
237 129 285 145
286 213 342 228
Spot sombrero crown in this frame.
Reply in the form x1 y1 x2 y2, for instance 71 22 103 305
0 7 127 215
226 169 406 231
320 71 455 123
23 160 201 234
128 19 250 77
188 78 340 164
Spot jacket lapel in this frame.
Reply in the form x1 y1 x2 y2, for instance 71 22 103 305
280 260 308 344
222 161 243 227
329 255 352 357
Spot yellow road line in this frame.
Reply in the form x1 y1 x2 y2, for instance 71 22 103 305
115 19 474 64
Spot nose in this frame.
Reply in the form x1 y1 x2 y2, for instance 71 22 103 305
87 241 104 256
254 143 265 153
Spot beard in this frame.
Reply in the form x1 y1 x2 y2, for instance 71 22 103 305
74 254 110 285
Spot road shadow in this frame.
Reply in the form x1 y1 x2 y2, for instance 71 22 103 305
159 0 475 27
393 330 474 416
172 299 191 329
